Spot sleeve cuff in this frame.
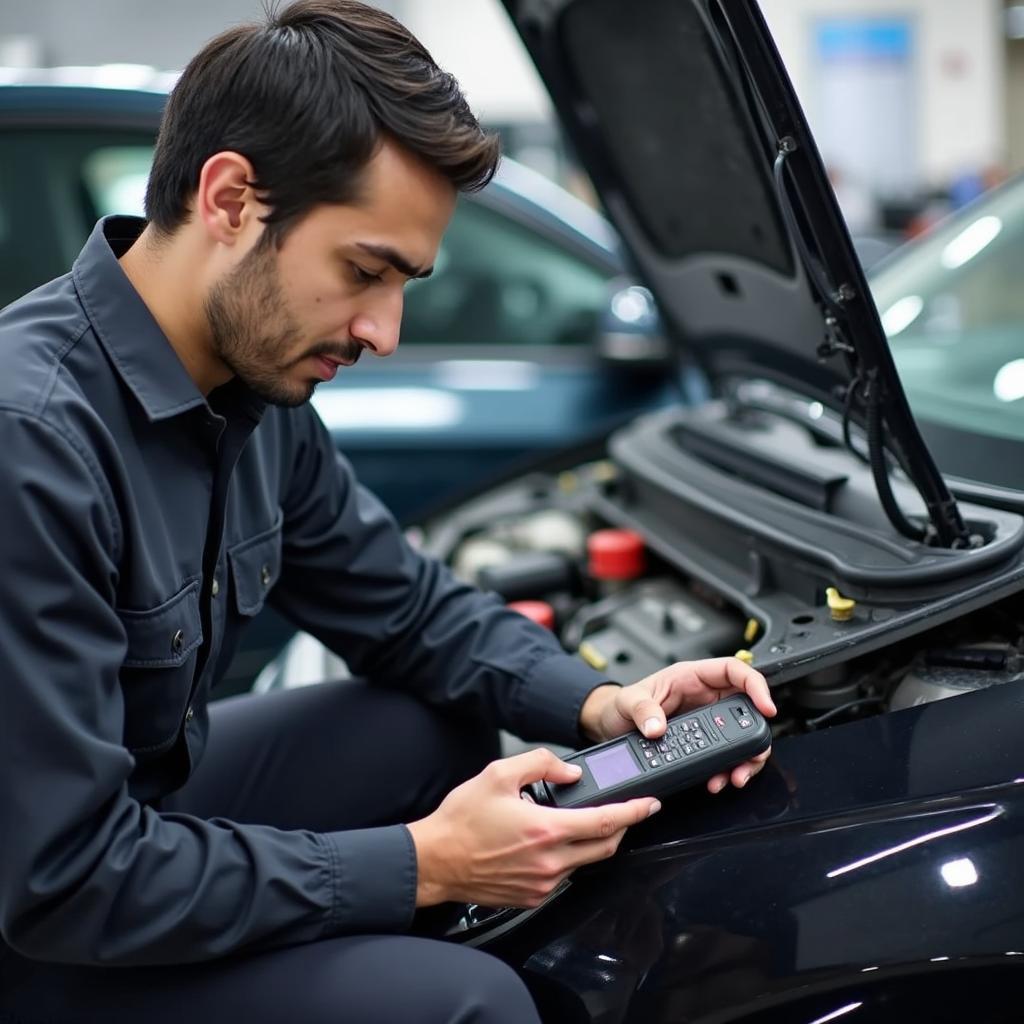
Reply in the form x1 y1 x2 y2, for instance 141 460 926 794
319 824 417 936
513 651 616 748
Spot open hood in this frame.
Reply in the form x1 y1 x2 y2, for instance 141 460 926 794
501 0 971 547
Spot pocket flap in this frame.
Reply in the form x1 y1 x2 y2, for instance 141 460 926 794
119 580 203 668
228 518 283 616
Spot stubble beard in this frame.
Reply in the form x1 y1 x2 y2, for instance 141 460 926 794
204 239 318 408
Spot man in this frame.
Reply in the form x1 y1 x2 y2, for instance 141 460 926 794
0 2 775 1020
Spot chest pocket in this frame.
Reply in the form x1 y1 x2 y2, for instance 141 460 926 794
228 515 283 617
117 579 203 758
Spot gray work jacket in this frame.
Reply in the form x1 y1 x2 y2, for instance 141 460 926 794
0 217 608 966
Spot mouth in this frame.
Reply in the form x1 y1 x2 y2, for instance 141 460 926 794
312 354 353 381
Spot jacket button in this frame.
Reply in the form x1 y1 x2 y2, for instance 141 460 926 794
260 564 272 587
171 629 185 653
185 706 195 724
211 577 220 597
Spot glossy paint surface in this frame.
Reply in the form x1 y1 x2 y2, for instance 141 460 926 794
482 682 1024 1022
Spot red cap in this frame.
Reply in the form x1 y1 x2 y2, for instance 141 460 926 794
507 600 556 630
587 529 645 581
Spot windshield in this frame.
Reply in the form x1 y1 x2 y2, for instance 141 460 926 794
870 176 1024 488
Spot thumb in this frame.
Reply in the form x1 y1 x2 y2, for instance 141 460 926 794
628 696 667 739
507 747 584 787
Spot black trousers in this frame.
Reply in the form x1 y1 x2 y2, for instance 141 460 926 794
1 681 542 1024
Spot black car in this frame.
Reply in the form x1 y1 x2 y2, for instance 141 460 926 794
387 2 1024 1020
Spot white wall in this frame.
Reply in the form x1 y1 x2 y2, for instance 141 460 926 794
400 0 1005 190
0 0 399 71
394 0 551 122
758 0 1005 189
7 0 1000 190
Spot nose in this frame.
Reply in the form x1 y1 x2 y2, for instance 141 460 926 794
350 287 404 358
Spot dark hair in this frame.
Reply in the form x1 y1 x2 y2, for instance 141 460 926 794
145 0 500 242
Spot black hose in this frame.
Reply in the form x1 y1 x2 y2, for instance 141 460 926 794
805 696 886 729
841 376 870 464
867 391 927 542
773 150 843 315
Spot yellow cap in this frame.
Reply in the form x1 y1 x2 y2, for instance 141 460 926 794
579 641 609 672
591 460 618 483
558 471 578 494
734 649 754 665
826 587 856 622
743 618 760 644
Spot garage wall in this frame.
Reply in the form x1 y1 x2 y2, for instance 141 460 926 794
393 0 550 124
399 0 1005 191
758 0 1006 189
1 0 1006 192
0 0 399 71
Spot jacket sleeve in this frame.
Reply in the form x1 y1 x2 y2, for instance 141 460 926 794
0 409 415 966
271 406 611 748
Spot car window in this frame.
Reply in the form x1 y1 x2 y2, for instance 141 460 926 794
0 129 154 308
81 145 153 218
871 179 1024 445
400 197 612 346
1 126 611 351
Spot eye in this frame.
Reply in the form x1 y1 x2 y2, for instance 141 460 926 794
351 264 385 286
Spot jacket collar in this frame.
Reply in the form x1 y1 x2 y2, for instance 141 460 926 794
72 216 263 423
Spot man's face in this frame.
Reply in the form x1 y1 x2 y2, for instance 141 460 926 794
205 139 456 407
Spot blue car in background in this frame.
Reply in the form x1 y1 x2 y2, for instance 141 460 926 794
0 73 679 525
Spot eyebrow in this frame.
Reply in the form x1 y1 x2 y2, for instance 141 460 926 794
355 242 433 280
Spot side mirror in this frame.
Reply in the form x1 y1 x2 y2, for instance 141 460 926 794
596 279 672 366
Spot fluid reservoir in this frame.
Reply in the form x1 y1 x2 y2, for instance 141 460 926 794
588 529 646 583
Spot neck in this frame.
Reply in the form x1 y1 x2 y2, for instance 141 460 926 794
118 225 233 396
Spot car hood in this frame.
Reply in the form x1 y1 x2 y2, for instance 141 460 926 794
500 0 969 546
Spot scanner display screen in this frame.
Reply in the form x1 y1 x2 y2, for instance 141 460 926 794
584 743 642 790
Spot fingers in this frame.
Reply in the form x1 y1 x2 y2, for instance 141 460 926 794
638 658 777 721
707 747 772 794
561 827 630 871
717 658 776 718
707 773 729 794
548 795 660 842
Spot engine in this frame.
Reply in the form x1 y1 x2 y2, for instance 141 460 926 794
420 459 1024 737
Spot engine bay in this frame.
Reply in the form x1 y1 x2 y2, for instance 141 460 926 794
420 402 1024 738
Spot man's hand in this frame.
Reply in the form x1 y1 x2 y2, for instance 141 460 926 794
406 748 660 909
578 658 777 794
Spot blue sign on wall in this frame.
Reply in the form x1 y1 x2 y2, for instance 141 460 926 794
817 19 911 63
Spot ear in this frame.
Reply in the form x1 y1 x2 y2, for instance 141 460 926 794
194 151 265 245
